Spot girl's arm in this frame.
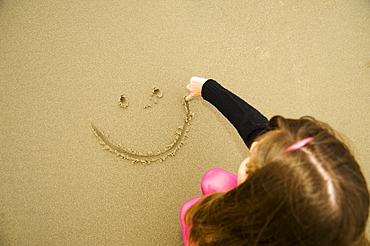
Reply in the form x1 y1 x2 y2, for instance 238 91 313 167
186 77 269 148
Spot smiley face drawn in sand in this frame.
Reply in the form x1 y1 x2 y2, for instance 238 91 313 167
91 87 194 164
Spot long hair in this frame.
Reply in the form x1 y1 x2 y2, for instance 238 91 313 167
185 116 369 246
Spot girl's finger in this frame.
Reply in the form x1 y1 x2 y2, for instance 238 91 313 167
185 94 193 101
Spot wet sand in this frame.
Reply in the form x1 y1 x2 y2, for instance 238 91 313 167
1 1 369 245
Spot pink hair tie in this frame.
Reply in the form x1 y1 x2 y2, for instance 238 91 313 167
284 137 314 152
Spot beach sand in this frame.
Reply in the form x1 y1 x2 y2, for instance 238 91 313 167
1 0 369 245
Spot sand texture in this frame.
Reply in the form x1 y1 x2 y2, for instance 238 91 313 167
1 0 370 245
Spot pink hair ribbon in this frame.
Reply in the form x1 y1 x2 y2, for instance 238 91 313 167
284 137 314 152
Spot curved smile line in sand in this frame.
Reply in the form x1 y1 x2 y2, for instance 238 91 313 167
91 99 194 164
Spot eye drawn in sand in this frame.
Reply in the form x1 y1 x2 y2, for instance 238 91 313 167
91 89 194 164
119 95 129 108
144 87 163 109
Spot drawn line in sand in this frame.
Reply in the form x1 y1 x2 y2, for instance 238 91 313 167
91 98 194 164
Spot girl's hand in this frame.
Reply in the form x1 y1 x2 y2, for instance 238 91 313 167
185 77 207 101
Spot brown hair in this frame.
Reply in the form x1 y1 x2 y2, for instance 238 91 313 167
185 116 369 246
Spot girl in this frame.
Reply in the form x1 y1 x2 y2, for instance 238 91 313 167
180 77 369 246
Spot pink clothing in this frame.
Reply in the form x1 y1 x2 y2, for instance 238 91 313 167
180 168 238 246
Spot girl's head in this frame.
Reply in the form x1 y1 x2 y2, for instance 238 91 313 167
186 116 369 246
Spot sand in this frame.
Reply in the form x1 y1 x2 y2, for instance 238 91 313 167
1 0 369 245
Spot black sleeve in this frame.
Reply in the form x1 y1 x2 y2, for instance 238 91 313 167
201 79 269 148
